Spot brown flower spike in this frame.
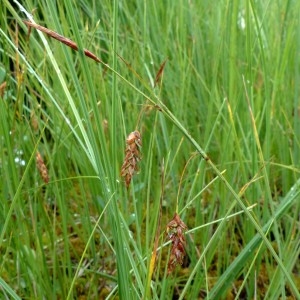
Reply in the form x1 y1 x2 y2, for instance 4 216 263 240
36 151 49 184
166 213 188 274
121 131 142 188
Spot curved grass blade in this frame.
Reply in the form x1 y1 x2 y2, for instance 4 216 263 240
207 178 300 299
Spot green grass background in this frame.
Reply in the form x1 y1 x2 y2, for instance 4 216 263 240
1 0 299 299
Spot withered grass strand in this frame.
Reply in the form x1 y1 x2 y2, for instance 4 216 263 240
166 213 188 275
120 131 142 188
36 151 49 184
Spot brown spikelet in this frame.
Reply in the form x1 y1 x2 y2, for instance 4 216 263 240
166 213 188 275
24 20 103 63
36 151 49 184
154 58 168 87
120 131 142 188
30 111 39 133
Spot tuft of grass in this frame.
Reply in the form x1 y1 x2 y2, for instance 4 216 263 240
1 0 300 299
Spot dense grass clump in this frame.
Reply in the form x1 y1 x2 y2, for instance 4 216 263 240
1 0 299 299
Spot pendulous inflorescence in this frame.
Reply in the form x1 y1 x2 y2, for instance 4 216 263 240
121 130 142 188
166 213 188 274
36 151 49 184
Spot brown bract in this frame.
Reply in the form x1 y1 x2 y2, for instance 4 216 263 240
120 131 142 188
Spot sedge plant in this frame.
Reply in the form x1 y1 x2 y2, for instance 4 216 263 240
0 0 299 299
